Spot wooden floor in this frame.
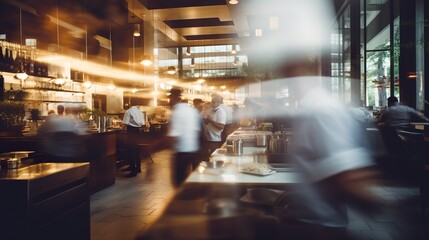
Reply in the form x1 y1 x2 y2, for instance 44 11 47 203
90 149 429 240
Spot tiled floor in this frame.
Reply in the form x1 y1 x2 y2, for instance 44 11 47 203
90 150 429 240
90 149 176 240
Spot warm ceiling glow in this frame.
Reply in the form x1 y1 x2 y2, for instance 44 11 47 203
54 77 66 86
15 70 28 81
131 88 138 93
231 45 237 54
197 79 205 83
220 85 226 90
140 56 152 66
133 24 141 37
166 66 176 75
108 84 116 90
194 84 202 91
83 80 92 89
229 0 238 5
210 86 216 90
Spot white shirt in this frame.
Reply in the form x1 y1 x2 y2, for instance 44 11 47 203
289 84 374 227
123 106 145 127
205 106 226 142
220 103 233 124
167 103 202 152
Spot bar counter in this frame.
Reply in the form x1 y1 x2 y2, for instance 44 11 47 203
0 130 117 194
0 162 90 240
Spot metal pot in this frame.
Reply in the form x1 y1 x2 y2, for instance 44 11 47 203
268 138 288 153
232 139 243 155
256 134 268 147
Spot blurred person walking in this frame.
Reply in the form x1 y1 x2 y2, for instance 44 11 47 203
122 104 146 177
276 70 383 240
147 88 203 187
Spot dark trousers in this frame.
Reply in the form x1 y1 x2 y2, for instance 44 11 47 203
173 152 200 187
201 141 223 162
126 126 141 172
221 123 237 142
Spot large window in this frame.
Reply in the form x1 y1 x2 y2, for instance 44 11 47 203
363 0 399 108
155 44 248 79
331 5 352 103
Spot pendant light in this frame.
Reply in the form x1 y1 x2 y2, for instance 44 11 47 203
52 0 66 86
166 66 176 75
133 24 141 37
190 57 195 67
231 44 237 55
186 46 191 56
165 27 176 75
108 23 115 91
139 13 152 67
15 0 28 81
229 0 238 5
82 1 91 89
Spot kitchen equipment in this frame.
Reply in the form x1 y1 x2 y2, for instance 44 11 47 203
268 132 288 153
256 133 268 147
226 145 234 154
232 139 243 155
202 160 225 169
7 158 18 169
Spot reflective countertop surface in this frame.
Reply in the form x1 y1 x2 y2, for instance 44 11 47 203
0 162 89 180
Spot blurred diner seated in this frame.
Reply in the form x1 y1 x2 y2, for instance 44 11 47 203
37 106 88 163
378 96 429 130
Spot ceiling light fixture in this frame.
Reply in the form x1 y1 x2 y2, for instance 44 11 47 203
15 0 28 81
231 44 236 55
83 80 92 89
133 23 141 37
131 87 138 93
186 47 191 56
190 57 195 67
166 66 176 75
140 55 152 66
15 69 28 81
108 84 116 90
52 0 66 86
220 85 226 90
53 74 66 86
229 0 238 5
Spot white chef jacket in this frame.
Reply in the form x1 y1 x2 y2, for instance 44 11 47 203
167 103 202 152
123 106 145 127
205 106 226 142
